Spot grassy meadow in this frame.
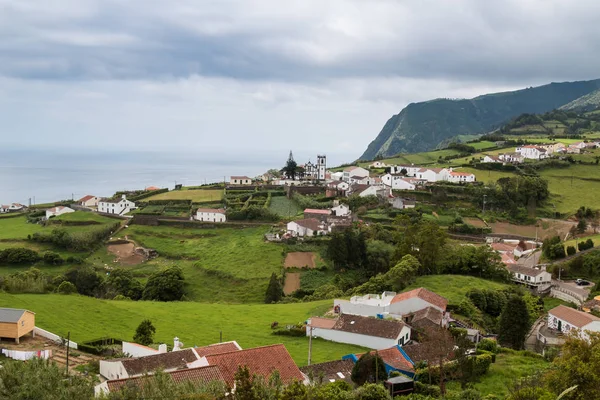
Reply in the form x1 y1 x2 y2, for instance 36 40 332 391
539 164 600 214
269 196 302 218
0 293 365 366
406 275 510 306
144 190 224 202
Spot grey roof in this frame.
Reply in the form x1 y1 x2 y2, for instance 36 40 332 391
386 375 414 384
0 308 30 323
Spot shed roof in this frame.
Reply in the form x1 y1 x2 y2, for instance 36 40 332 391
0 308 31 323
300 359 354 383
506 264 546 277
304 209 331 215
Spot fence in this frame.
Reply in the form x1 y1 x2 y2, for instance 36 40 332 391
33 327 78 349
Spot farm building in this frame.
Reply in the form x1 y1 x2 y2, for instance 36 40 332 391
307 314 412 349
230 176 252 185
78 195 100 208
45 206 75 219
0 308 35 344
195 208 227 223
98 195 136 215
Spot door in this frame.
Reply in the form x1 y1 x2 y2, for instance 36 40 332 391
557 320 562 331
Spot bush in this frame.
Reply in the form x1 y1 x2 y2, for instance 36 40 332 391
567 246 577 256
477 338 500 354
43 252 64 266
0 248 40 264
57 281 77 294
414 381 441 397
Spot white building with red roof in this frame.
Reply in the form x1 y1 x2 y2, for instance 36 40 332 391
287 218 328 237
334 288 448 320
516 145 549 160
547 305 600 339
78 195 99 208
45 206 75 219
195 208 226 223
448 171 476 183
229 176 252 185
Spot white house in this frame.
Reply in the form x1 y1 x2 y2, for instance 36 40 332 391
448 171 476 183
0 205 8 214
3 203 25 212
98 195 136 215
506 264 551 287
482 155 502 163
570 142 587 150
78 195 99 208
349 175 370 185
308 314 412 349
499 153 524 164
342 166 369 182
516 146 549 160
388 197 416 209
329 171 344 181
547 305 600 340
195 208 226 223
45 206 75 219
351 184 389 198
390 165 421 177
331 204 351 217
382 174 420 191
287 218 327 237
230 176 252 185
334 288 448 319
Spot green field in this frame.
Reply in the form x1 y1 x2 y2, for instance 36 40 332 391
539 164 600 215
563 233 600 253
406 275 510 306
447 351 549 397
358 149 462 167
0 216 43 240
144 190 224 202
0 293 364 366
125 225 284 302
269 196 302 218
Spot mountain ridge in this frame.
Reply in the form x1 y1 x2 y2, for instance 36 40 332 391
360 79 600 160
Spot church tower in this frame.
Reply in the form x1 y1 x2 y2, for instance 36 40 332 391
317 154 326 181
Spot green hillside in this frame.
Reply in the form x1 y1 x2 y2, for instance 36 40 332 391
361 78 600 159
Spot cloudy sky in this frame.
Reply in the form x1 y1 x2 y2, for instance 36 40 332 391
2 0 600 161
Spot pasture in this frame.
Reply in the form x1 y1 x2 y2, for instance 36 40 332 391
144 190 224 202
539 164 600 215
0 293 365 366
269 196 302 218
406 275 510 305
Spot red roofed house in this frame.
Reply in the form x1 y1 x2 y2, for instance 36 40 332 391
448 171 476 183
547 305 600 340
304 208 332 221
230 176 252 185
308 314 412 349
344 345 415 378
45 206 75 219
195 208 227 223
334 288 448 320
287 218 328 237
95 365 225 396
205 344 306 386
78 195 99 208
145 186 161 191
0 205 9 214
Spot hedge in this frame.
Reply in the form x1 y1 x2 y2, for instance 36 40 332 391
414 353 492 384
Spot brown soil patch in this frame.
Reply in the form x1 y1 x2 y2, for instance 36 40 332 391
283 272 301 295
464 217 487 228
284 252 316 269
488 219 578 240
107 242 144 265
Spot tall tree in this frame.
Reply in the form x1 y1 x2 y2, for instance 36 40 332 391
350 352 387 386
418 325 456 394
498 296 531 349
133 319 156 346
264 273 283 304
142 266 185 301
282 151 298 180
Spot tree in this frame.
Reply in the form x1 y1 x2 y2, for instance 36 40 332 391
264 273 283 304
418 326 456 394
142 266 185 301
0 357 93 399
567 246 577 256
542 332 600 400
351 352 387 386
365 240 395 276
577 219 587 234
281 151 298 180
385 255 420 291
133 319 156 346
498 296 531 349
65 266 103 297
353 383 392 400
101 269 143 300
57 281 77 294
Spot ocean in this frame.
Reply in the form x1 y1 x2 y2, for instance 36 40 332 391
0 148 352 205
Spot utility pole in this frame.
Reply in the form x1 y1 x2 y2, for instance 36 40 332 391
482 194 487 214
307 324 313 366
65 331 70 376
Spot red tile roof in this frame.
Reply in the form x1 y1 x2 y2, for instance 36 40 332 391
205 344 304 386
120 348 199 376
491 242 517 253
106 365 224 393
292 218 321 231
549 305 600 328
309 317 337 329
331 314 406 339
449 172 474 177
501 253 516 265
145 186 161 191
411 307 443 327
359 346 414 373
304 209 331 215
194 342 241 358
79 195 96 203
390 288 448 311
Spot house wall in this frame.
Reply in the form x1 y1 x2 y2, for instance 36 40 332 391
334 300 386 317
392 177 415 191
98 200 136 215
310 326 409 350
34 326 77 349
100 360 128 380
332 205 350 217
287 222 313 237
122 341 159 357
230 178 252 185
195 212 226 222
416 170 437 182
0 322 18 339
389 298 444 315
17 312 35 338
82 197 99 207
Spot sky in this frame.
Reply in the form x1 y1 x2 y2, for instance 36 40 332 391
2 0 600 162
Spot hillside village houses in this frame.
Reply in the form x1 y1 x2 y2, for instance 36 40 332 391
195 208 226 223
482 152 524 164
229 176 252 185
342 166 369 182
0 203 25 213
78 195 100 208
98 195 136 215
45 206 75 219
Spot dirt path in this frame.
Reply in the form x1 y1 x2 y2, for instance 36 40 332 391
107 242 145 265
283 272 301 295
284 252 316 269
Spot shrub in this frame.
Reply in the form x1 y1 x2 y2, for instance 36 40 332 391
0 248 40 264
477 338 500 354
43 252 64 266
57 281 77 294
567 246 577 256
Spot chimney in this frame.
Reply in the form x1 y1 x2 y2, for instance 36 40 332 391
158 344 167 353
173 337 183 351
122 194 126 200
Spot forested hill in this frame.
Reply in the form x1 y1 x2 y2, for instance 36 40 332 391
360 79 600 160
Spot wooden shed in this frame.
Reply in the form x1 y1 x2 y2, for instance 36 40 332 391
0 308 35 344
